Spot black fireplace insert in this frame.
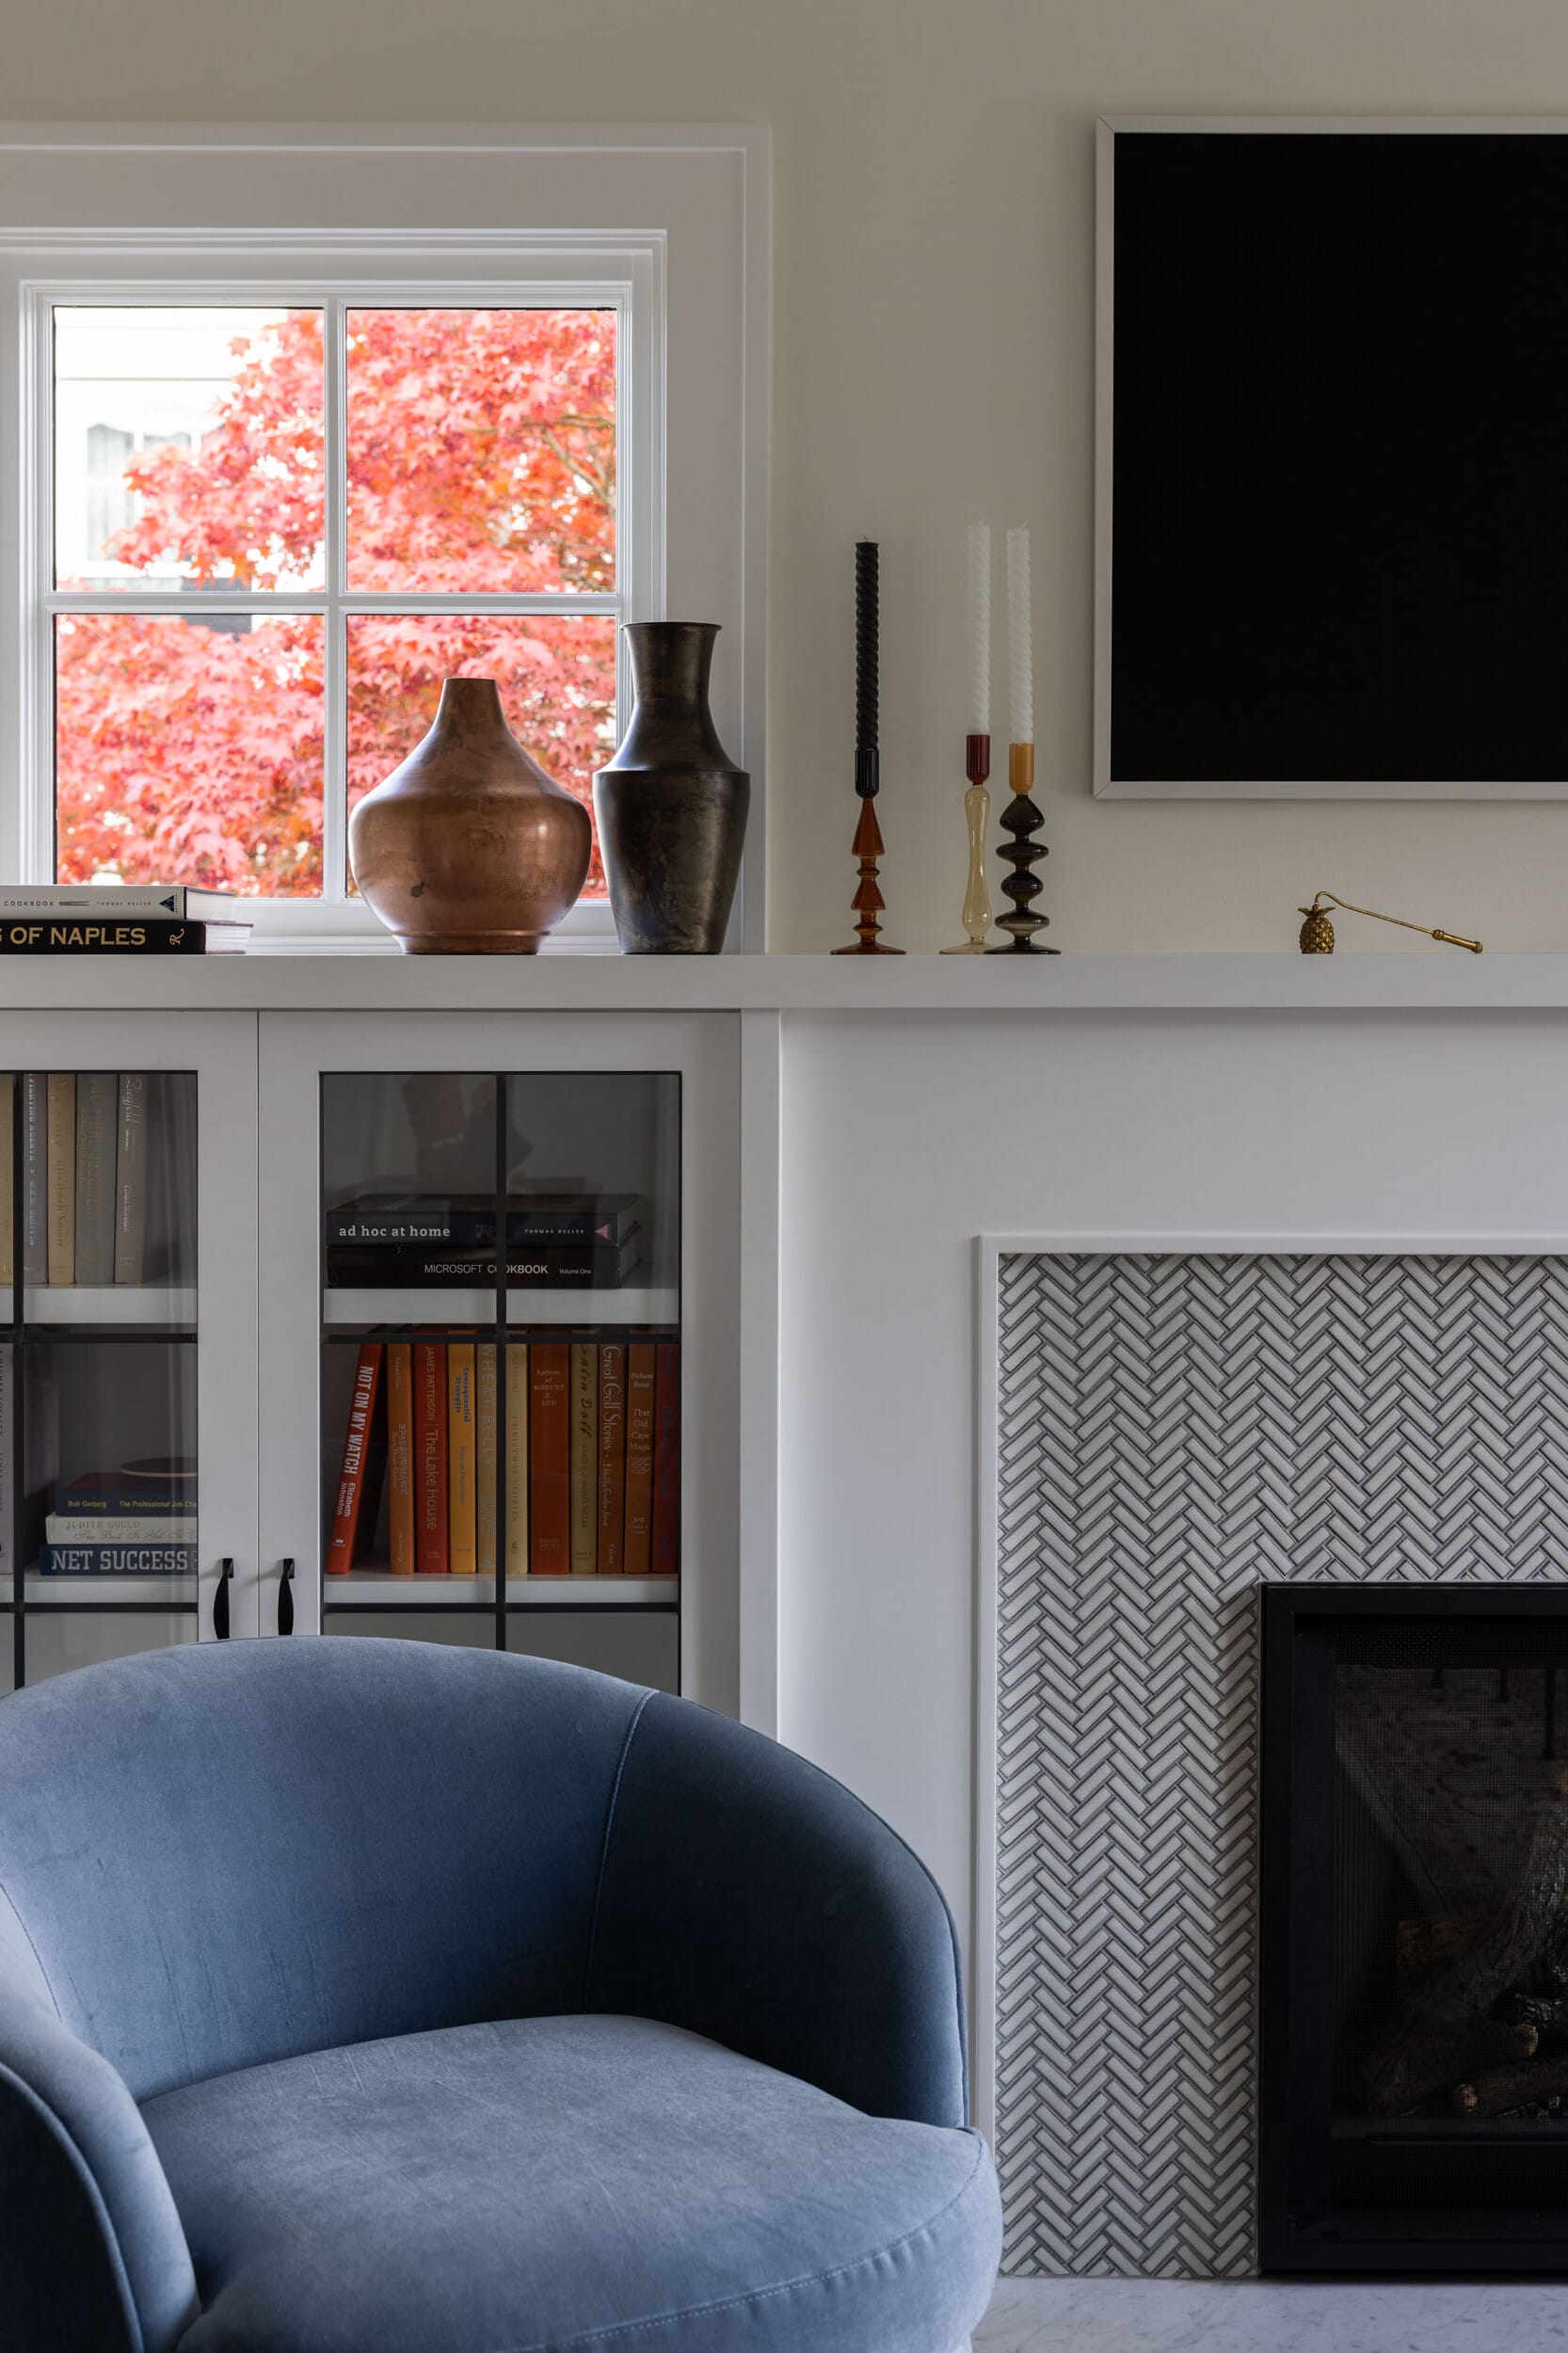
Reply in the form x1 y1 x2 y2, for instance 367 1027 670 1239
1259 1584 1568 2271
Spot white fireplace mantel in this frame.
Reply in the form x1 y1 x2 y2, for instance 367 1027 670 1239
0 949 1562 1014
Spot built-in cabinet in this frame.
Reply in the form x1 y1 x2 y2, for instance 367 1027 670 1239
0 1010 739 1712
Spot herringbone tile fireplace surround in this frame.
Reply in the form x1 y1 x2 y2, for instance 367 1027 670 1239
993 1252 1568 2278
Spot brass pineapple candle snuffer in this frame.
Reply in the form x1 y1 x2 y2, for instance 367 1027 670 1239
1297 891 1483 955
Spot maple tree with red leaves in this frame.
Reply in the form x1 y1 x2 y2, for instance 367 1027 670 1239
56 307 617 894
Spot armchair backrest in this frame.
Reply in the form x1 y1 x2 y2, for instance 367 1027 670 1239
0 1640 645 2101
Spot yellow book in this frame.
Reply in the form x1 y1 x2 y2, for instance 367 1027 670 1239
386 1343 414 1575
569 1341 599 1575
504 1342 528 1576
476 1343 498 1577
46 1074 75 1285
447 1342 476 1576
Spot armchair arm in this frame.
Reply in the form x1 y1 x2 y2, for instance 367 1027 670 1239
584 1694 968 2127
0 1955 197 2353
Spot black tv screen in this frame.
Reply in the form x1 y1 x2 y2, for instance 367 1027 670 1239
1101 124 1568 796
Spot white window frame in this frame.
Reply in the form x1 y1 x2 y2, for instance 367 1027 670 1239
0 126 770 949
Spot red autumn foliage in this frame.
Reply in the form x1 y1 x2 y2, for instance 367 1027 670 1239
56 307 617 895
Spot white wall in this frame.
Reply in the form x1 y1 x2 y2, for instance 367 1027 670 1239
11 1 1568 952
778 1007 1568 1936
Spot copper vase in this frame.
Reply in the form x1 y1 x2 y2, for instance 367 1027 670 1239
348 678 592 953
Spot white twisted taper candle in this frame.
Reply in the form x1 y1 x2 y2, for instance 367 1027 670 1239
967 522 990 739
1006 524 1033 745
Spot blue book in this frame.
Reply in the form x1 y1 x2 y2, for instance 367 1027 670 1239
40 1544 197 1576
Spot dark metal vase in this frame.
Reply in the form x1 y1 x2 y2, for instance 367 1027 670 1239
593 623 749 954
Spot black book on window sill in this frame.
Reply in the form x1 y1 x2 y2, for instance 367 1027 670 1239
0 918 250 955
326 1241 645 1289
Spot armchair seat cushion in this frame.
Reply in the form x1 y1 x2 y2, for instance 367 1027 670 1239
140 2011 1000 2353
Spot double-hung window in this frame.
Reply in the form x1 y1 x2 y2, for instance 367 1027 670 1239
0 130 766 947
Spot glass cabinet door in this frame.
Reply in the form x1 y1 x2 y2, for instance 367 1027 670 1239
260 1014 739 1711
315 1067 680 1692
0 1019 260 1689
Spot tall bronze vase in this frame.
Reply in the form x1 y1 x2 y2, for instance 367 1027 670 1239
349 678 592 953
593 623 749 953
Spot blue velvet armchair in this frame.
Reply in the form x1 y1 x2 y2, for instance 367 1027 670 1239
0 1639 1000 2352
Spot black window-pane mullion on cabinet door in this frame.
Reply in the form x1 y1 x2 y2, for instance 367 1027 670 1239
494 1075 507 1653
9 1071 23 1691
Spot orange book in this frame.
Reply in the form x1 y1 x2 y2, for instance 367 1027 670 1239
597 1340 627 1573
386 1342 414 1574
529 1342 570 1573
504 1343 528 1577
650 1341 680 1577
476 1343 498 1577
623 1343 656 1577
447 1342 477 1575
414 1342 448 1574
327 1342 382 1574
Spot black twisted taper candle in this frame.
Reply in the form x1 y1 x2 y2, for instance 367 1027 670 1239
834 537 902 952
855 538 879 800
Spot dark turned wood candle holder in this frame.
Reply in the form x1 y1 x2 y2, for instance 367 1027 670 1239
833 539 903 954
986 742 1057 954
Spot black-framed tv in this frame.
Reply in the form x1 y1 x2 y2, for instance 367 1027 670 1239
1097 120 1568 799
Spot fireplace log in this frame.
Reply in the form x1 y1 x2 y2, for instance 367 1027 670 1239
1452 2055 1568 2119
1362 2018 1537 2116
1395 1906 1493 1975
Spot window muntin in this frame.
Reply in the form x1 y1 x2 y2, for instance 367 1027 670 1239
46 301 620 904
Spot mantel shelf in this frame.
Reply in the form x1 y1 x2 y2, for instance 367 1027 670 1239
3 951 1567 1016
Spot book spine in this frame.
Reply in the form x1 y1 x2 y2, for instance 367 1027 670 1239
508 1210 640 1244
113 1073 148 1285
650 1342 680 1577
568 1341 599 1575
529 1342 571 1573
326 1342 382 1574
51 1491 194 1515
73 1072 118 1287
386 1342 414 1574
0 920 220 954
0 1078 11 1291
447 1342 477 1576
21 1075 46 1284
623 1343 657 1577
414 1343 448 1573
476 1343 498 1577
39 1545 196 1575
0 1347 8 1571
0 888 196 917
327 1210 495 1246
504 1344 528 1577
597 1340 628 1574
45 1514 197 1544
45 1076 74 1284
323 1247 642 1288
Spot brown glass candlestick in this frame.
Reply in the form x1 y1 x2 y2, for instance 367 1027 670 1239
986 743 1057 953
941 732 993 953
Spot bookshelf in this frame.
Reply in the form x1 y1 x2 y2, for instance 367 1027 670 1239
0 1005 736 1706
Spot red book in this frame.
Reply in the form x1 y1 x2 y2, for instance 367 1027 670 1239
623 1343 657 1577
414 1342 448 1574
650 1342 680 1577
529 1343 571 1573
327 1343 382 1574
597 1341 627 1573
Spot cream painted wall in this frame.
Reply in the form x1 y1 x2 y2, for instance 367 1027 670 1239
10 1 1568 951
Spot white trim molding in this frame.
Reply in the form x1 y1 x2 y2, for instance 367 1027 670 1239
0 122 770 947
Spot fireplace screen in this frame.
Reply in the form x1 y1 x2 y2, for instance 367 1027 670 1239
1260 1588 1568 2271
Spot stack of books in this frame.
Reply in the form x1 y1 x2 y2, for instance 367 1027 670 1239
40 1458 197 1575
0 886 250 956
0 1073 183 1287
328 1336 679 1577
325 1193 645 1290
